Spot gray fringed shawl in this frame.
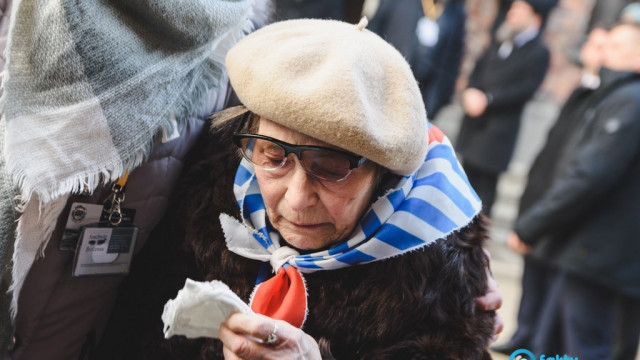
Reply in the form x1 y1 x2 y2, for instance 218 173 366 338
0 0 255 344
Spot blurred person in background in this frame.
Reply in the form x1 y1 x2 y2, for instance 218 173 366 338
621 2 640 24
509 22 640 360
491 0 555 35
491 0 513 35
455 0 555 216
587 0 636 31
596 8 640 358
368 0 466 118
492 26 608 357
272 0 365 23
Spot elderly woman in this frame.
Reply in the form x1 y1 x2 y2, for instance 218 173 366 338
107 18 499 359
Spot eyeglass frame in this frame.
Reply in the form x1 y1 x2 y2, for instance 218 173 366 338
231 113 367 181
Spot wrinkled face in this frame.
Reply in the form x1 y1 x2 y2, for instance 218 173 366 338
254 118 378 251
603 24 640 72
505 1 540 32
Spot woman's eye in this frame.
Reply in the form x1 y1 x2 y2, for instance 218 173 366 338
264 149 281 158
263 148 283 161
254 141 285 167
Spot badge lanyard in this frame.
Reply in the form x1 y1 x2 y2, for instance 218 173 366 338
103 171 129 226
421 0 443 20
417 0 443 47
67 171 139 277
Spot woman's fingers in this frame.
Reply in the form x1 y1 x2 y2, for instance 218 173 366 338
219 313 322 360
224 312 276 343
218 315 272 359
221 344 243 360
219 322 251 359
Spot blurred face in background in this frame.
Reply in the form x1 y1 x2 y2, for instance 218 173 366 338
505 1 542 32
603 24 640 72
580 28 608 73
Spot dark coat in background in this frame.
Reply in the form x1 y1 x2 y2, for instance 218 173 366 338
96 120 495 360
456 35 550 174
272 0 365 23
368 0 466 118
273 0 343 21
368 0 422 60
413 0 466 118
515 69 640 298
499 83 599 352
518 85 596 220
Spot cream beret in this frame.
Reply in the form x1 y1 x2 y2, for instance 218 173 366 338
225 18 428 175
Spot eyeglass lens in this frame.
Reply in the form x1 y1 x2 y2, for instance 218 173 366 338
239 137 353 181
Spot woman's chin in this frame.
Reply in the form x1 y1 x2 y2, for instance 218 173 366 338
278 229 335 251
281 235 331 251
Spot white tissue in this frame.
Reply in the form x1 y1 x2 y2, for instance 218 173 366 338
162 279 254 339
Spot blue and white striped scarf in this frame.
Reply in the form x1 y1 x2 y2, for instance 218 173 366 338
220 123 482 273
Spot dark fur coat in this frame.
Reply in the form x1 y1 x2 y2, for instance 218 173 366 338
96 120 495 360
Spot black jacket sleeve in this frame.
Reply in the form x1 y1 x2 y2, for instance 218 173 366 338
514 86 640 243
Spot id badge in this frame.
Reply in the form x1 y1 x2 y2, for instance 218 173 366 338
72 224 138 277
61 203 136 251
60 203 105 251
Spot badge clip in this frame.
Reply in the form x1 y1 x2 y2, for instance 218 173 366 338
103 171 129 226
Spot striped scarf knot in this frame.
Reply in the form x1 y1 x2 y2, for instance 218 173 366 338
220 123 482 328
269 246 300 271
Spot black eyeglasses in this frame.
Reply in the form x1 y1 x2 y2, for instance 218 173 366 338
232 133 367 182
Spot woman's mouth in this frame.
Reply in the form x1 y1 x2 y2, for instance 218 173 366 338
289 221 324 229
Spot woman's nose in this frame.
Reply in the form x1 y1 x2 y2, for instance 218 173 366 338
284 160 318 211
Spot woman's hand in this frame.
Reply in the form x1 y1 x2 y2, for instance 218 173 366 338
219 313 321 360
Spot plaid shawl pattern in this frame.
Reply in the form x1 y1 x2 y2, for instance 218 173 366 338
2 0 254 203
0 0 255 338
